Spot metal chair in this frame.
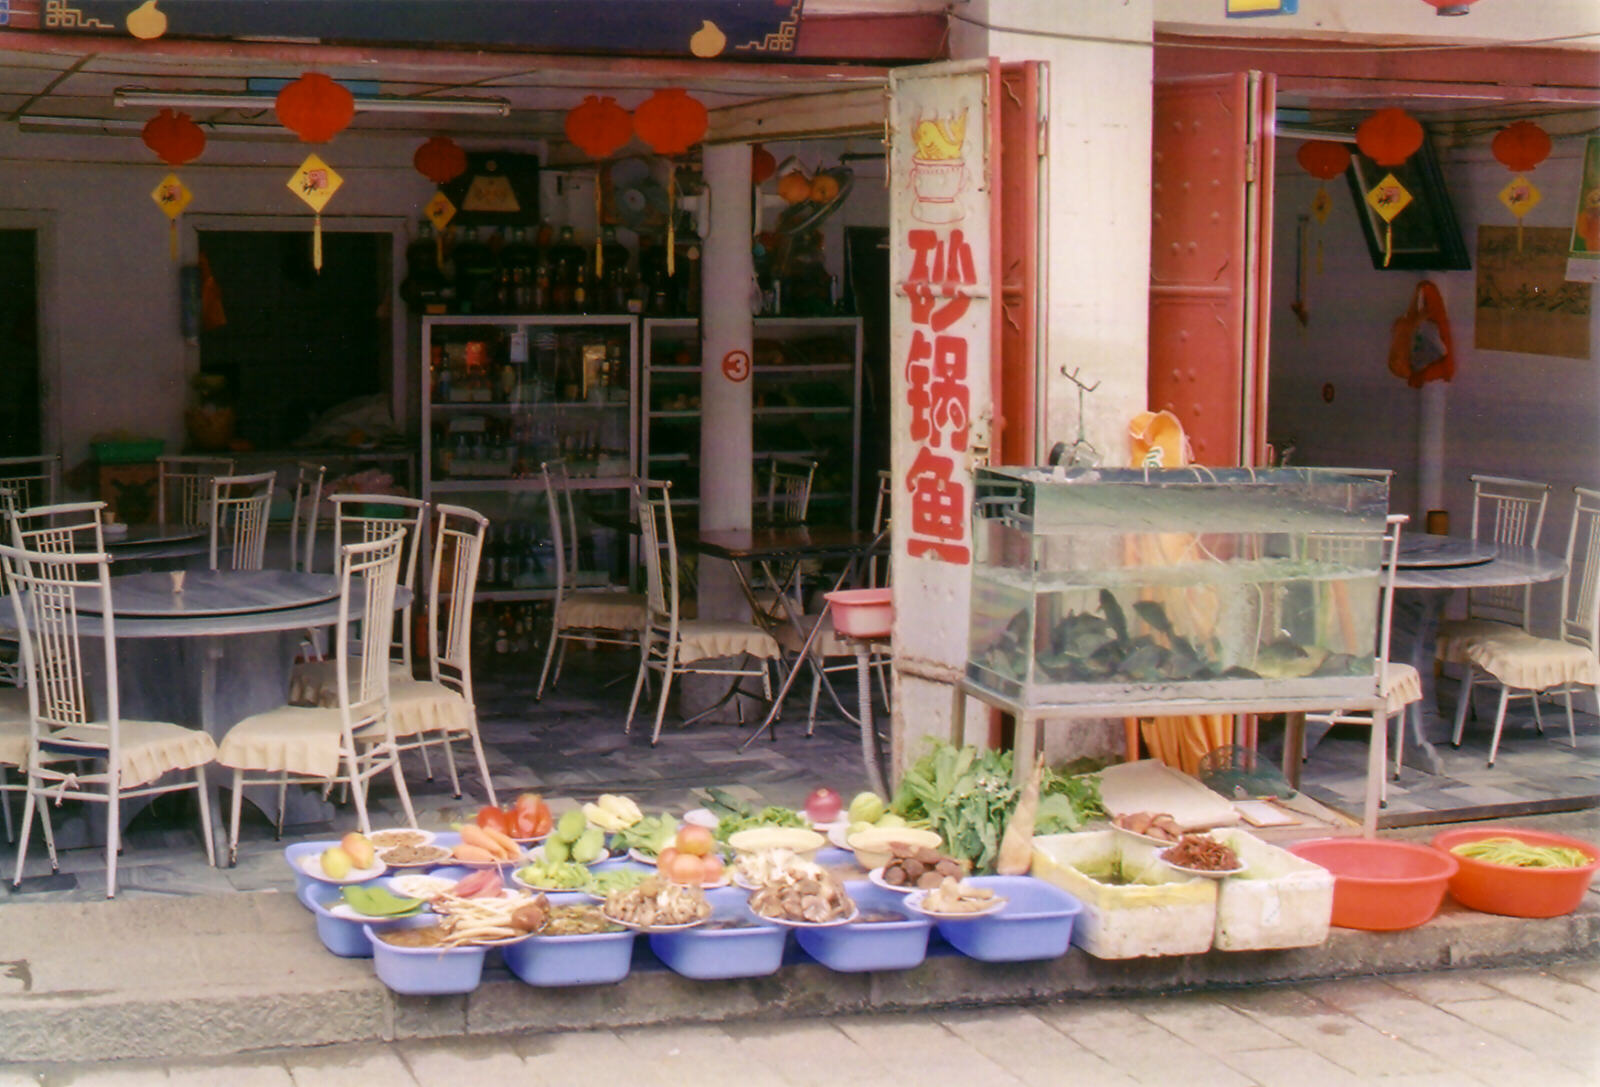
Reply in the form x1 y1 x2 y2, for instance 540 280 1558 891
763 455 816 526
1450 487 1600 767
1286 515 1419 813
0 455 59 514
158 455 234 529
625 481 781 746
208 471 276 571
364 504 497 805
288 461 326 573
1 541 218 897
216 531 415 860
536 460 646 700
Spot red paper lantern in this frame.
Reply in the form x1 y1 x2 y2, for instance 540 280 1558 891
413 136 467 185
275 73 355 144
632 88 707 156
1356 108 1424 167
565 95 633 160
141 108 205 166
1491 121 1552 173
1295 140 1351 181
751 145 777 184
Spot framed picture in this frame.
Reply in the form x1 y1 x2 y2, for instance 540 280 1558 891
1345 135 1471 271
440 152 541 228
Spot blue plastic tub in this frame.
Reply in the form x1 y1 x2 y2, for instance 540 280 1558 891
365 913 499 995
648 887 787 980
794 881 931 972
284 841 340 907
500 892 636 987
933 876 1082 963
303 881 418 958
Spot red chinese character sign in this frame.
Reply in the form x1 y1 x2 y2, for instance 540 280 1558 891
888 60 995 698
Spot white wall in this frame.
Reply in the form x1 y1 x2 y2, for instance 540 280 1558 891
1268 127 1600 631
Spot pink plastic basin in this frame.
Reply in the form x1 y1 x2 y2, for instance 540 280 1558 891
825 588 893 639
1288 838 1458 931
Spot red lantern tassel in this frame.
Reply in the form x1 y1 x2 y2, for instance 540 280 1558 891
666 166 676 278
594 180 604 277
313 213 323 272
1383 221 1392 269
169 219 179 263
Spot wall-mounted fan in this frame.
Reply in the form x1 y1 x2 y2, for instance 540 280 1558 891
602 156 672 234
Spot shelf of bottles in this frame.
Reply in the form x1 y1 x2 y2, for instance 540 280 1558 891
422 313 638 604
641 316 863 527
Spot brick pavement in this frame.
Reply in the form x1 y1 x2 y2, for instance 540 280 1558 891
13 961 1598 1086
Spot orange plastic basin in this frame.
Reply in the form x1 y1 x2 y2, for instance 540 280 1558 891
1288 838 1458 931
825 588 893 639
1430 827 1600 919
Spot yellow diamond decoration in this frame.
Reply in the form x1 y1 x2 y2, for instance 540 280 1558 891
1311 186 1332 224
1365 173 1412 223
151 172 191 220
287 153 342 213
425 190 457 231
1499 175 1541 219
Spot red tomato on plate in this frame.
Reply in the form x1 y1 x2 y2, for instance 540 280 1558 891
475 805 511 835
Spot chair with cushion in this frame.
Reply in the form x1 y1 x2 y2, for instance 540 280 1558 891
208 471 276 572
0 541 217 897
288 461 326 573
216 530 415 860
1284 515 1419 816
358 504 497 805
1450 486 1600 767
536 460 647 700
625 481 782 746
1437 474 1551 665
158 454 234 529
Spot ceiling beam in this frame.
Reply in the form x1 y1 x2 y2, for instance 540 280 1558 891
708 86 884 143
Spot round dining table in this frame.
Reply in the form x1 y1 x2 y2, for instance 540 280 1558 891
1389 534 1567 775
103 525 211 571
2 569 411 862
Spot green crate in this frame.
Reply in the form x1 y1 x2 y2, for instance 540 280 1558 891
92 439 165 464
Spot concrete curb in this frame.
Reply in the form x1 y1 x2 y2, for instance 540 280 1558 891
1 888 1596 1064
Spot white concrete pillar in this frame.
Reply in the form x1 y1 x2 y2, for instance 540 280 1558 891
697 141 755 622
1418 380 1446 528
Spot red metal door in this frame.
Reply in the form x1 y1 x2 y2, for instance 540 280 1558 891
1149 72 1274 467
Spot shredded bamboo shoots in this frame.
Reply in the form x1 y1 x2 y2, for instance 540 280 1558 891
1449 837 1593 869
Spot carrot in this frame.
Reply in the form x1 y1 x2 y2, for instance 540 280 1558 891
452 843 495 863
457 824 501 855
997 754 1045 876
480 825 521 860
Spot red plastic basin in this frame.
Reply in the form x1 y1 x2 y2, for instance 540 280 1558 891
1430 827 1600 919
825 588 893 639
1288 838 1458 931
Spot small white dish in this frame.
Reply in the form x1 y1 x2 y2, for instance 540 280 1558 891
682 807 720 830
386 873 458 900
1159 856 1246 879
527 844 610 866
1111 823 1183 849
754 906 860 929
627 847 659 866
327 900 424 923
510 864 594 895
662 871 732 890
376 844 453 869
904 888 1007 920
867 867 916 894
600 911 709 933
827 824 850 850
299 854 386 884
368 828 438 849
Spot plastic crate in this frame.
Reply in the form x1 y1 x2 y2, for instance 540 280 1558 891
501 892 636 987
366 914 491 995
92 438 164 464
794 881 931 972
933 875 1082 963
648 887 788 980
1211 828 1333 950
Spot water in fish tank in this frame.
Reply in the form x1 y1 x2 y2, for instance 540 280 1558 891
967 466 1391 707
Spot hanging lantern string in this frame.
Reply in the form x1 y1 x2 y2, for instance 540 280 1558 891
667 165 677 278
595 175 605 278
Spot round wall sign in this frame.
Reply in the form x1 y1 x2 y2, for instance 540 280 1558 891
722 349 751 382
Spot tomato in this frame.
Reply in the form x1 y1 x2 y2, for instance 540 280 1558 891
676 825 714 857
531 807 554 837
511 809 538 839
667 853 704 885
475 805 511 835
513 792 543 817
655 846 680 871
700 854 725 882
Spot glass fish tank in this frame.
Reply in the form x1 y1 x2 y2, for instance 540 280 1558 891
968 466 1390 709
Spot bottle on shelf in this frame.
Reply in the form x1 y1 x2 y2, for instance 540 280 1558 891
401 221 448 314
452 226 497 315
500 227 535 313
599 226 630 314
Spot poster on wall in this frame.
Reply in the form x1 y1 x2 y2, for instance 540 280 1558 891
1477 225 1591 359
1567 136 1600 283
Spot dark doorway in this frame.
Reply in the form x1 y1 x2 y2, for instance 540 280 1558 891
198 230 389 450
845 225 890 527
0 229 41 456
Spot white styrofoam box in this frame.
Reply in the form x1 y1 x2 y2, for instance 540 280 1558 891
1210 828 1334 951
1031 830 1216 959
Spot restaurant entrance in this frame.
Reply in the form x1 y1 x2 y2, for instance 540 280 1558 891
0 228 41 457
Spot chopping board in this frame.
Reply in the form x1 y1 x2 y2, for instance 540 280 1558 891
1098 759 1241 830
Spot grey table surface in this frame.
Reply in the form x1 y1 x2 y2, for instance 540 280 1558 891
82 569 340 619
1394 536 1567 590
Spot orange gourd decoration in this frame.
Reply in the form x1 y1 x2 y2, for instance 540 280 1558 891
632 89 708 276
565 95 633 160
413 136 467 185
1356 109 1424 267
1490 121 1551 250
1356 107 1423 167
141 108 205 165
274 72 355 144
1295 140 1350 180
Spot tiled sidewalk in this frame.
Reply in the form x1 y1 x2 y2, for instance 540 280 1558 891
23 962 1600 1086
